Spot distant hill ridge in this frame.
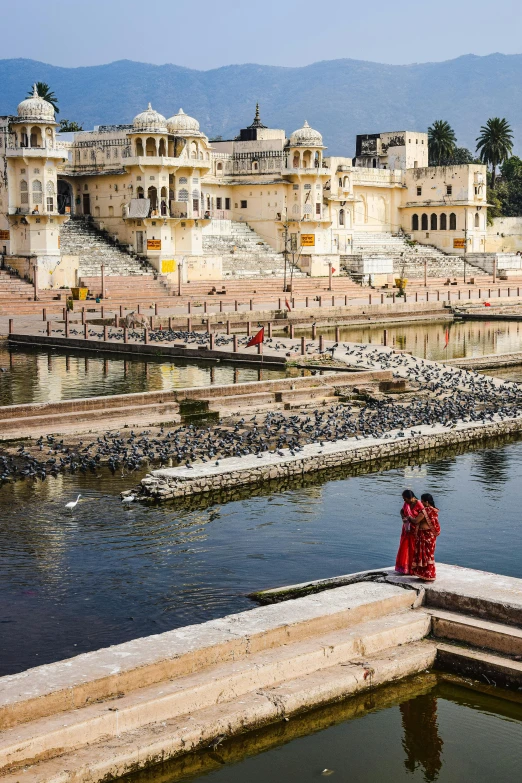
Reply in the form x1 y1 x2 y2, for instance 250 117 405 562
1 54 521 156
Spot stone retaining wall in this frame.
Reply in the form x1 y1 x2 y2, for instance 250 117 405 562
140 417 522 501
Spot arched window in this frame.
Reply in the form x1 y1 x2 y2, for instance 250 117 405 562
421 213 428 231
30 127 42 147
20 127 28 147
293 153 300 168
339 208 345 226
136 186 144 199
475 212 480 228
338 178 343 187
292 203 300 215
46 181 55 194
108 206 114 217
158 138 166 156
178 188 189 202
440 213 447 230
217 162 223 172
252 161 258 171
190 141 198 159
160 186 167 198
20 179 28 204
449 213 457 230
135 139 144 156
32 179 43 205
431 213 438 230
145 137 156 156
412 214 419 231
148 186 158 211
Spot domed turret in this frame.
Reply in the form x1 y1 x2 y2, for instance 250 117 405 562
132 103 167 133
166 108 201 136
289 120 323 147
17 84 55 123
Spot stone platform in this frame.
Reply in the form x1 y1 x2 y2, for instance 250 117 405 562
1 565 522 783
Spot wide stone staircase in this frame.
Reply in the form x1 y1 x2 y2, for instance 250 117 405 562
60 217 154 278
0 268 39 301
343 232 483 281
203 220 304 279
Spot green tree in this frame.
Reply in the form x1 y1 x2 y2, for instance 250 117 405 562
428 120 457 166
500 155 522 181
27 82 59 113
476 117 513 188
59 119 83 132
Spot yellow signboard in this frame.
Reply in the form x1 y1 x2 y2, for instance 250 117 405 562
0 230 10 241
301 234 315 247
161 259 176 274
453 238 466 249
147 239 161 251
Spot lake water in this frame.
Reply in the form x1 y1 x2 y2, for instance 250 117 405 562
1 317 522 405
2 434 522 676
128 676 522 783
286 318 522 362
0 344 288 405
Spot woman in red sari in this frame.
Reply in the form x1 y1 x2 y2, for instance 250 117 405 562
411 493 441 581
395 490 424 575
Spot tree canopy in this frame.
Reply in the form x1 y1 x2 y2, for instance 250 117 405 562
428 120 457 166
476 117 513 187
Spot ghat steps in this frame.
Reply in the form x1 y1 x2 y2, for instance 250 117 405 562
2 566 522 782
0 582 431 782
345 231 483 280
60 217 155 277
203 221 304 279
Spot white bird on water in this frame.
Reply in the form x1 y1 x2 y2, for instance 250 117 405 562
65 494 81 511
121 494 136 504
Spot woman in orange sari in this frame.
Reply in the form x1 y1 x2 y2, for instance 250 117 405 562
411 493 441 581
395 490 424 575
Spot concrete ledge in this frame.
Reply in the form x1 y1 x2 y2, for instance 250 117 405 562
0 581 414 731
140 415 522 500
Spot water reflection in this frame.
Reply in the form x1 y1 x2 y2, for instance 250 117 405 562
281 319 522 362
123 677 522 783
401 694 443 781
0 344 291 406
3 435 522 676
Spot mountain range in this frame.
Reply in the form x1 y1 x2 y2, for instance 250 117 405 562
1 54 521 156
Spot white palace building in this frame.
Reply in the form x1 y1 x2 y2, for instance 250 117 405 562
0 87 491 288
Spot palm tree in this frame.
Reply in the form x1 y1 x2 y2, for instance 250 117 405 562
428 120 457 166
27 82 59 114
476 117 513 188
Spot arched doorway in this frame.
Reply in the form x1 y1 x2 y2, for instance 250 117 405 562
57 179 73 214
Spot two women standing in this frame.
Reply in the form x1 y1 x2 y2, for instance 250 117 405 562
395 490 440 581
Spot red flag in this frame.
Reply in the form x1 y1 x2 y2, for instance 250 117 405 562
331 267 336 274
444 328 449 349
285 298 292 311
246 326 264 347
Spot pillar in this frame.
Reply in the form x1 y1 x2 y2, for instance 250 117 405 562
290 324 295 338
187 317 192 332
8 318 13 334
103 325 108 341
46 321 51 336
42 307 46 321
210 333 215 349
144 328 149 344
226 320 231 335
257 342 263 355
301 336 306 355
84 323 88 340
233 335 238 352
319 334 324 352
124 327 128 344
335 326 340 342
268 322 272 338
33 264 38 301
312 323 317 339
101 263 106 300
383 329 387 346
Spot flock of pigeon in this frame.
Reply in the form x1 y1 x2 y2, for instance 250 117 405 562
0 341 521 485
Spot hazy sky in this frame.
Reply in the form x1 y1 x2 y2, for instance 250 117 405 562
2 0 521 69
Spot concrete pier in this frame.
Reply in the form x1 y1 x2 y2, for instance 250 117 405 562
1 564 521 783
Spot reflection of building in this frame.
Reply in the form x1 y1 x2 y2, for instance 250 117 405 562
1 90 488 285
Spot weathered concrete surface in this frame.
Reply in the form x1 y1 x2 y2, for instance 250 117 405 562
0 581 414 730
140 415 522 500
2 564 522 782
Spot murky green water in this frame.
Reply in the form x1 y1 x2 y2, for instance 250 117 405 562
123 676 522 783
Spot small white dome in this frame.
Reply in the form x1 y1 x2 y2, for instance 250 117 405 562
289 120 323 147
17 84 55 123
167 108 201 136
133 103 167 133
